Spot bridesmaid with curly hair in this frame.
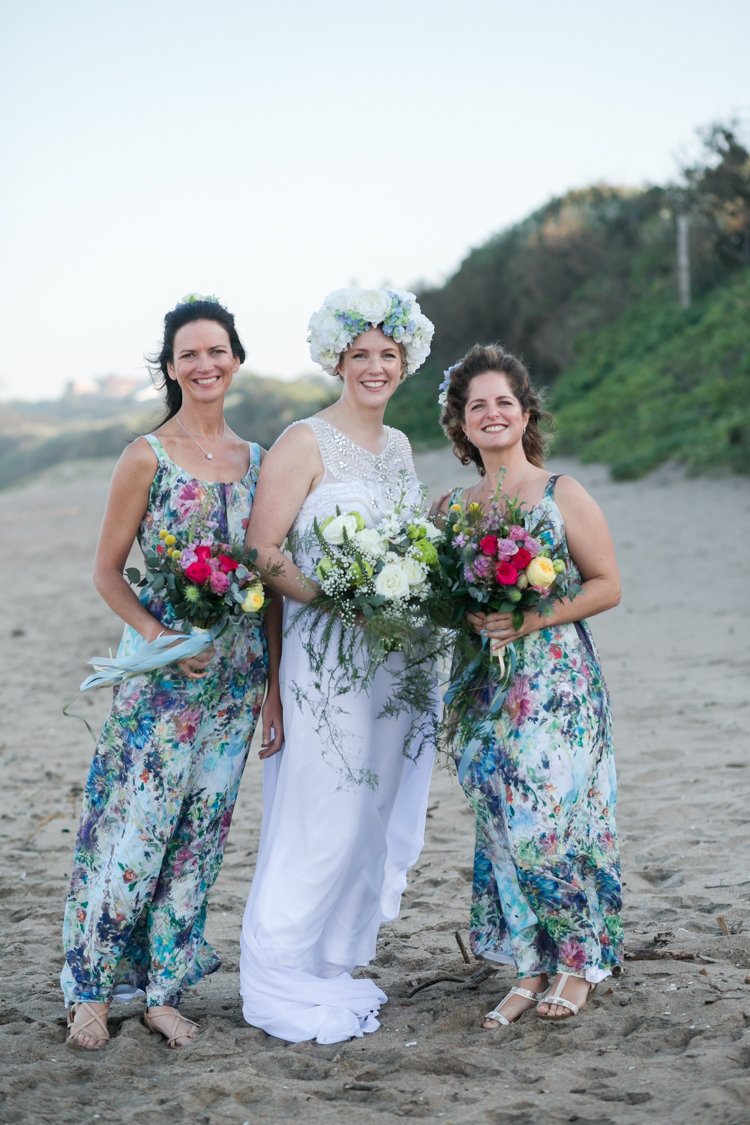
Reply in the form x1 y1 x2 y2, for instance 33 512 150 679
435 344 622 1027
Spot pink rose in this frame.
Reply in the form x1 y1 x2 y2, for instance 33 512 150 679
209 570 230 595
508 525 526 540
523 537 540 557
479 535 498 556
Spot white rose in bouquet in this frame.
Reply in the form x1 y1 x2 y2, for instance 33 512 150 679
374 563 411 600
399 557 427 586
353 528 386 558
322 514 360 545
423 521 443 543
350 288 393 325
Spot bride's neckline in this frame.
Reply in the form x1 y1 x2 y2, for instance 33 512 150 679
314 416 392 459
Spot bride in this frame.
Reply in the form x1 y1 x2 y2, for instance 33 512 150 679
239 287 437 1043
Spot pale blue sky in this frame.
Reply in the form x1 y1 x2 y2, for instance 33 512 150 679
1 0 748 400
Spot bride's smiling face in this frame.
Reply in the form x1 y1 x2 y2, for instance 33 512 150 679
336 327 404 407
462 371 529 455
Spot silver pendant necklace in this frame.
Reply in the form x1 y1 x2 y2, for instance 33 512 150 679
175 414 227 460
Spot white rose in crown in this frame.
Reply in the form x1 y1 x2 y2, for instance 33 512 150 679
350 288 393 324
399 557 427 586
323 288 356 312
321 514 360 545
307 286 434 376
353 528 386 558
374 563 411 600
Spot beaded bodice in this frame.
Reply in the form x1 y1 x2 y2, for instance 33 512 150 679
283 417 423 580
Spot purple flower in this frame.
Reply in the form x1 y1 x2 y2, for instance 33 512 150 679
473 555 492 579
524 537 540 557
454 533 468 548
463 565 477 584
496 538 519 559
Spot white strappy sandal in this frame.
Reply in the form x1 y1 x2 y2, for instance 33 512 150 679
483 985 549 1029
535 972 595 1021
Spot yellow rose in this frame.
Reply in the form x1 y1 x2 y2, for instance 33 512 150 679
241 584 265 613
164 534 176 546
526 556 556 589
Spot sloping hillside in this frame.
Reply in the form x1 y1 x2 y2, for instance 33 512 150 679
553 268 750 477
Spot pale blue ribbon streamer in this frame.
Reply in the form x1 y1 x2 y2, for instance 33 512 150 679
445 640 518 787
63 631 213 741
79 631 212 690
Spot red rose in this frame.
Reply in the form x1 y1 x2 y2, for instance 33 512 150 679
479 535 498 556
185 561 212 584
512 547 531 569
194 545 212 562
495 561 519 585
218 554 239 574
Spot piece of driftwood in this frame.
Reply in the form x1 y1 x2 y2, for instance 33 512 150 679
407 963 494 998
624 949 696 961
454 931 471 964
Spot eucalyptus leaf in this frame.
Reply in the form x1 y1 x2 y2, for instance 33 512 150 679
512 608 524 631
125 567 142 585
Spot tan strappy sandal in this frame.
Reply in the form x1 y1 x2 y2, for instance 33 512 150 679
535 972 595 1020
142 1005 200 1048
483 985 549 1029
66 1002 110 1050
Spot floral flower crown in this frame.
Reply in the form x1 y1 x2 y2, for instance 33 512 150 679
437 363 460 408
180 292 220 305
307 287 434 376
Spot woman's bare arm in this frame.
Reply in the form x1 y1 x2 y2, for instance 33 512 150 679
93 438 213 678
246 424 325 604
470 476 621 645
93 439 165 641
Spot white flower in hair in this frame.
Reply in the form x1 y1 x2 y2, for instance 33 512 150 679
350 289 393 324
307 286 434 377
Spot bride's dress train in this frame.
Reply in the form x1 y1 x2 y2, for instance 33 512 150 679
239 418 437 1043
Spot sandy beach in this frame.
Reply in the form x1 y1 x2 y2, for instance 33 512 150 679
1 448 749 1125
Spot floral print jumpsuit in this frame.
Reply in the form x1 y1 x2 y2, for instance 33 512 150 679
455 477 622 983
61 435 268 1008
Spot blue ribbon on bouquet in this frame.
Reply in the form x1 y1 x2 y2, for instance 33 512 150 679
443 638 517 787
63 631 213 741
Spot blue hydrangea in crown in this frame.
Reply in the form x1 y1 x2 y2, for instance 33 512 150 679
307 287 435 376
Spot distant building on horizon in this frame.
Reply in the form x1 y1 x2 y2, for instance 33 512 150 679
64 374 159 402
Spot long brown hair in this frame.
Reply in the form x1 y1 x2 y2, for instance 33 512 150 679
439 343 554 474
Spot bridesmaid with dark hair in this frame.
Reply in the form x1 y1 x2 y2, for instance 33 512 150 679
435 344 622 1027
62 296 283 1050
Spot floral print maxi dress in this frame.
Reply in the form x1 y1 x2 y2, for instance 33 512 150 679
61 434 268 1008
455 476 622 984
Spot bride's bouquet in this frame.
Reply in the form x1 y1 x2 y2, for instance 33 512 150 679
437 480 581 781
311 506 443 644
126 526 271 634
290 490 449 778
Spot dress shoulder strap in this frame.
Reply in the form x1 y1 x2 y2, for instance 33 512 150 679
544 474 561 500
248 441 262 474
141 434 169 464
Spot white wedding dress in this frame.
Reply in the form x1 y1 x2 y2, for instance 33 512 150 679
239 417 437 1044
